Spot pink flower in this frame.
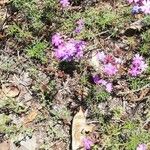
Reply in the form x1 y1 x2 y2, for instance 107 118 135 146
104 55 115 64
140 61 148 72
99 79 107 86
105 83 112 93
97 51 106 62
129 67 141 76
136 144 147 150
52 33 63 46
133 54 144 64
59 0 70 7
140 0 150 14
103 63 118 76
129 54 147 76
83 138 93 150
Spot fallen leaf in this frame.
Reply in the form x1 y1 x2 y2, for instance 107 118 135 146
50 140 66 150
0 32 5 40
0 141 10 150
124 19 146 36
1 84 20 98
72 107 94 150
20 136 37 150
0 0 8 5
23 109 38 125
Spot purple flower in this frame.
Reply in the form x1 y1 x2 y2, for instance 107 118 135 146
83 138 93 150
52 33 63 47
74 40 85 58
129 54 147 76
103 63 118 76
55 40 76 61
54 44 66 59
93 75 113 93
75 19 85 33
132 5 142 14
59 0 70 7
127 0 150 15
140 0 150 14
53 37 85 61
93 75 101 84
136 144 147 150
127 0 141 3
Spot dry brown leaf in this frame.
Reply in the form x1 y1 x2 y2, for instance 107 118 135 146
1 84 20 98
0 141 10 150
0 0 8 5
124 19 145 36
72 107 94 150
23 110 38 125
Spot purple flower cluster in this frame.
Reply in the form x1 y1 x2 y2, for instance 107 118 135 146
97 52 121 76
52 33 63 47
127 0 150 14
136 144 147 150
59 0 70 8
129 54 147 76
91 51 148 92
51 33 85 61
93 75 113 93
83 138 93 150
74 19 85 33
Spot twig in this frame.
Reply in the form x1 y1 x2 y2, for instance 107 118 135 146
87 121 99 124
117 83 150 95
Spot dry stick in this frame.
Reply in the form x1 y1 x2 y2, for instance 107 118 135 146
117 83 150 95
135 95 150 102
87 121 99 124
